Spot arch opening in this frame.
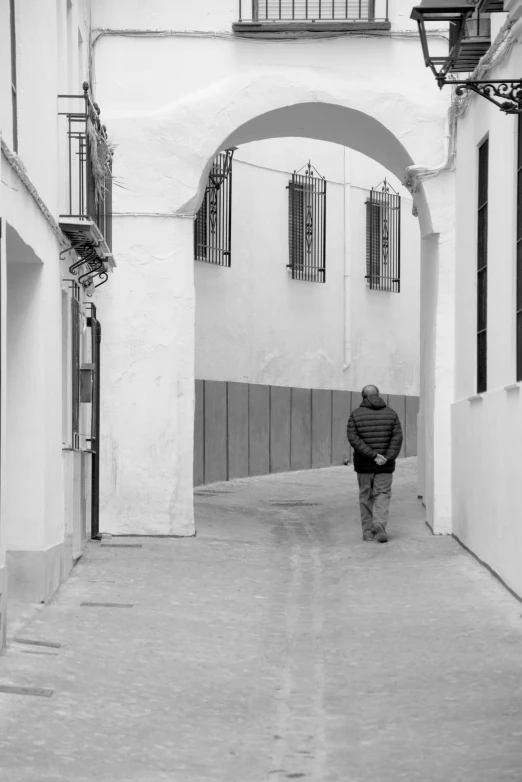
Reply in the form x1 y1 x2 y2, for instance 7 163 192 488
181 101 433 237
191 100 437 504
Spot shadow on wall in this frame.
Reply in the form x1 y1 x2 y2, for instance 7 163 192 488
194 380 419 486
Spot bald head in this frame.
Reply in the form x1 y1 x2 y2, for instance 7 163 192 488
362 384 380 398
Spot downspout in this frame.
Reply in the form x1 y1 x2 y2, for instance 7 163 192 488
342 146 352 372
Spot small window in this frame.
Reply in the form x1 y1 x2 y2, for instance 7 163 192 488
365 179 401 293
194 150 234 267
10 0 18 152
287 162 326 283
477 139 489 393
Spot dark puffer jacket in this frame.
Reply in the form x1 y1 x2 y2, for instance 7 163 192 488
347 396 403 474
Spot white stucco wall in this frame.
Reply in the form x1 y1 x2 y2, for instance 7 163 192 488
195 138 420 395
90 0 456 538
452 41 522 596
97 217 196 537
2 169 65 555
0 0 105 603
91 0 422 35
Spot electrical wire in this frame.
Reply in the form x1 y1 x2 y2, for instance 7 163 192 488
91 27 448 44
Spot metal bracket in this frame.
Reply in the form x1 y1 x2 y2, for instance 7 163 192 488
441 79 522 114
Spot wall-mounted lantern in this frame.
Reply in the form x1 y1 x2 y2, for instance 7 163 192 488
410 1 522 113
207 148 237 190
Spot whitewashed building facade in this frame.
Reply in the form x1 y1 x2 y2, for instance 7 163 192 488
3 0 522 651
0 0 114 648
444 0 522 598
91 0 453 543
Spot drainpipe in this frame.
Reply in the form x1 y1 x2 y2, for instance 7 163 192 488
91 318 101 540
342 146 352 373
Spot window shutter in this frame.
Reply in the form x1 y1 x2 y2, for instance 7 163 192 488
366 199 381 287
366 180 401 293
288 179 304 273
194 190 208 262
288 164 326 283
194 151 233 266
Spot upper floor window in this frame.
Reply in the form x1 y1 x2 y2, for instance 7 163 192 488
235 0 390 30
477 138 489 393
10 0 18 152
194 150 235 267
365 179 401 293
287 162 326 283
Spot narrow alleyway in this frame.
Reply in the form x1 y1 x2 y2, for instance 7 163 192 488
0 459 521 782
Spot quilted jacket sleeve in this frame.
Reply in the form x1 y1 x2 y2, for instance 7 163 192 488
385 414 403 460
347 414 377 460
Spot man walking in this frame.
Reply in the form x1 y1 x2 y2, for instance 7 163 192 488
347 385 403 543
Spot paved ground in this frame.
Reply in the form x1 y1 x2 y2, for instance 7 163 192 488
1 459 522 782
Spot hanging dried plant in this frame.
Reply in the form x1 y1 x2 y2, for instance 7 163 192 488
86 112 116 210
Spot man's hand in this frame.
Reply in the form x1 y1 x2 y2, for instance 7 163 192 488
374 454 387 466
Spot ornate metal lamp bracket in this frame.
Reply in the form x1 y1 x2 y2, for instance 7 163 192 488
444 79 522 113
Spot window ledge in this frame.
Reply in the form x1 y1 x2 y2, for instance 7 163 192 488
504 383 521 392
233 20 391 34
468 393 484 403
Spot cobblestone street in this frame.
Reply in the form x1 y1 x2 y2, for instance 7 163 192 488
0 459 521 781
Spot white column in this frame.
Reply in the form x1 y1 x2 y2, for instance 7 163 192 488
342 146 353 373
98 216 196 537
3 228 65 602
419 172 456 534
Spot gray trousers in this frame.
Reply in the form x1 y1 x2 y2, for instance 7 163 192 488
357 473 393 533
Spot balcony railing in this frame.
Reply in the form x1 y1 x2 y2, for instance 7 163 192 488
58 83 114 293
59 83 113 247
238 0 389 23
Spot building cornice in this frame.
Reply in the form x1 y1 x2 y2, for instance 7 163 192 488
1 134 69 250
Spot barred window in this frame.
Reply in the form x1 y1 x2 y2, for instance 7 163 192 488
477 139 489 393
250 0 376 21
287 163 326 283
365 179 401 293
194 150 234 267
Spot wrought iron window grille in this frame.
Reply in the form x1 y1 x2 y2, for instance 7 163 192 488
365 179 401 293
477 138 489 393
287 162 327 283
194 150 235 267
58 82 115 295
237 0 390 24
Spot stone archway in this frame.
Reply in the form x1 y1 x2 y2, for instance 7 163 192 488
98 69 454 538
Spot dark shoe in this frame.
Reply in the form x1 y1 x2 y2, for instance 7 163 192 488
372 522 388 543
363 531 375 542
